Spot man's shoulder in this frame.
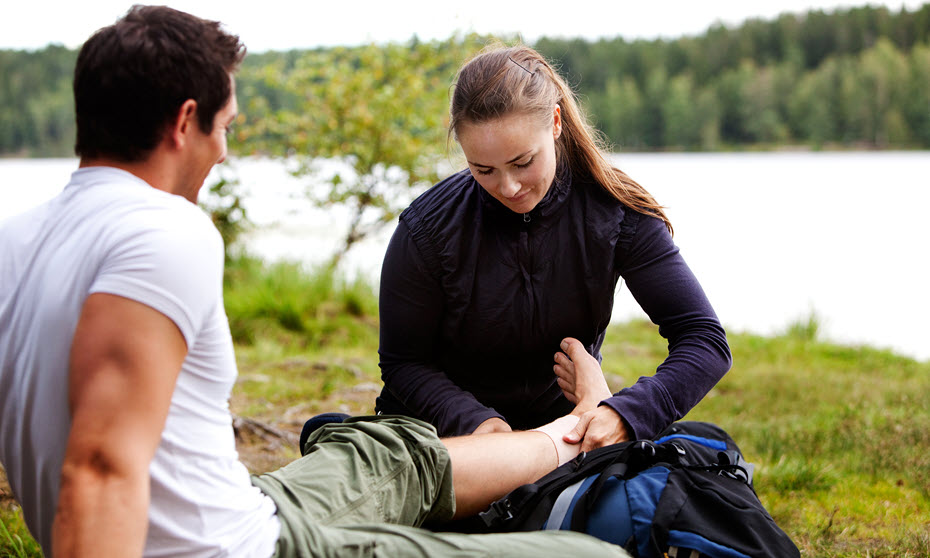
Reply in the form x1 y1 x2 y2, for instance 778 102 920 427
132 190 219 243
53 168 225 300
76 168 222 254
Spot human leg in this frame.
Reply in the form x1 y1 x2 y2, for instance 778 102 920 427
441 365 612 519
254 413 583 526
273 521 630 558
255 415 630 557
253 371 620 553
554 337 633 449
253 416 454 529
441 420 575 519
553 337 613 406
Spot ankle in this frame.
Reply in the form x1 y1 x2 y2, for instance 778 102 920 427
531 415 582 466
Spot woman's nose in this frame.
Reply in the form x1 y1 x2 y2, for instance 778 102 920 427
500 174 521 198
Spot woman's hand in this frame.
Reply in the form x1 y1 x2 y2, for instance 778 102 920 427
472 417 513 435
563 406 630 452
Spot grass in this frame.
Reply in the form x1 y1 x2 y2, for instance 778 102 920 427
2 257 929 556
0 500 39 558
223 256 379 349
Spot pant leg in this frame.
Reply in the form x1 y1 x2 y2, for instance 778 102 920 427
287 522 631 558
251 416 630 558
252 416 454 529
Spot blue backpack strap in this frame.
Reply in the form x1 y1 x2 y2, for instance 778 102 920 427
543 476 598 530
478 447 605 531
568 441 685 531
655 433 728 451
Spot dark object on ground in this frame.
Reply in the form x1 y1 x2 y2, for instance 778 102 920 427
298 412 351 455
476 421 800 558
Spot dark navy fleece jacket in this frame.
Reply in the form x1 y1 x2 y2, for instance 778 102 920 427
376 168 731 439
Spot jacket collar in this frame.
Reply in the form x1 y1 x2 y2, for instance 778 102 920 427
477 164 573 224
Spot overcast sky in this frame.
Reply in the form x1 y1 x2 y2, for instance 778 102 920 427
2 0 925 51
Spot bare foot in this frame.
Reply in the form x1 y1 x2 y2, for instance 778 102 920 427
553 337 612 415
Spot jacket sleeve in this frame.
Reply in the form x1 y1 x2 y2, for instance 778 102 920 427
600 213 732 439
378 220 506 436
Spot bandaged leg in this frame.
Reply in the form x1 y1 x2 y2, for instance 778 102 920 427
530 415 582 467
442 413 583 519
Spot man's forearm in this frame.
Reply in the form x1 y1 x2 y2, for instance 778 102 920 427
56 292 187 557
53 461 150 558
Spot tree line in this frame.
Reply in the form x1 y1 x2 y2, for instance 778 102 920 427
0 45 75 156
1 3 928 157
534 3 930 149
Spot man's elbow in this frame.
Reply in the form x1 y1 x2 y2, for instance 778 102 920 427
60 442 149 492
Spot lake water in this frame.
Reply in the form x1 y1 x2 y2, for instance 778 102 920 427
2 152 928 362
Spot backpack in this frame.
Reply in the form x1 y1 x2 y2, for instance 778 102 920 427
476 421 800 558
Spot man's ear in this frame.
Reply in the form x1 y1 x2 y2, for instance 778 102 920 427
168 99 199 149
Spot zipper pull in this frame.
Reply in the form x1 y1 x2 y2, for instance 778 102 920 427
523 213 530 223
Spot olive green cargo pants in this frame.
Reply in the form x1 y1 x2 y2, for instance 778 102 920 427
251 416 629 558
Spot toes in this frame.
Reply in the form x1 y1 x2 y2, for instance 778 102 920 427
553 355 574 374
561 337 593 364
556 377 578 403
553 351 572 367
553 364 573 385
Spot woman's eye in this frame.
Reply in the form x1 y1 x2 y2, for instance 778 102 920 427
475 168 493 176
515 158 533 169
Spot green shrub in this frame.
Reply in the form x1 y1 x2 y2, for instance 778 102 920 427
223 256 378 348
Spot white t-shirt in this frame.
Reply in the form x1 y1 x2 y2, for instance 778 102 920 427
0 167 280 557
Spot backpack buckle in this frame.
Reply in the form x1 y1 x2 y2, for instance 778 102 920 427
478 498 513 527
569 450 587 470
717 450 755 485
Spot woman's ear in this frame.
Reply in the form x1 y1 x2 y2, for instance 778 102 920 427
553 104 562 140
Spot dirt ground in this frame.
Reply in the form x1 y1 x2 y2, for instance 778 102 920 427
232 380 380 474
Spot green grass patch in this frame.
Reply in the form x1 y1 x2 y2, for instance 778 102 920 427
223 255 378 349
680 319 930 556
3 281 929 556
0 503 41 558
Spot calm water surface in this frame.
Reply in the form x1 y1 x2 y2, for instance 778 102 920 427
2 152 928 361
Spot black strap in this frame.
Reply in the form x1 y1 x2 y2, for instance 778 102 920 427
569 441 685 531
479 442 635 530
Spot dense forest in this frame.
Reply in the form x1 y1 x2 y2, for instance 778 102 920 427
534 4 930 150
0 45 75 156
1 3 928 157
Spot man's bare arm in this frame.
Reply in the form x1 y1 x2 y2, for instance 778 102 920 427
52 293 187 558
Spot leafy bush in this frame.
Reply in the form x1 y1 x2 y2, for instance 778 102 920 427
223 255 378 348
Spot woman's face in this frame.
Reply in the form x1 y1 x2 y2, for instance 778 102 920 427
456 107 562 215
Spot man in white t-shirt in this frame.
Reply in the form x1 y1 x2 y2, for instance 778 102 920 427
0 6 628 558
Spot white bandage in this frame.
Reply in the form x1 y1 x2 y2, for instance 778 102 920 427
530 415 582 466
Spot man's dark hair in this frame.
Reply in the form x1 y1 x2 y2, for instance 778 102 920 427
74 5 246 162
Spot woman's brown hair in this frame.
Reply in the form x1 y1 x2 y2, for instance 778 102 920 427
449 44 672 234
